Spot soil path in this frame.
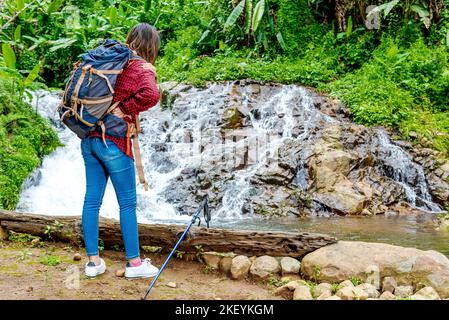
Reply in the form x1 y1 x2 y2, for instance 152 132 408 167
0 238 281 300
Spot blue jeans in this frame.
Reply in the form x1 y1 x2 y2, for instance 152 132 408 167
81 137 140 260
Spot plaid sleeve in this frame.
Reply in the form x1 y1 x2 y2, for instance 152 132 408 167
119 60 160 116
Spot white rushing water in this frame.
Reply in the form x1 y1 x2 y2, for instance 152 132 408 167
17 84 442 223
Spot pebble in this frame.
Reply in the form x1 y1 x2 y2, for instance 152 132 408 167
166 282 177 288
115 269 125 277
73 253 82 261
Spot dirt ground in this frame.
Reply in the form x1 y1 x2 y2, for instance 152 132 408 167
0 237 281 300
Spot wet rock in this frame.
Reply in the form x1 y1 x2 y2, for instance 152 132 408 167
73 253 82 261
379 291 396 300
203 252 222 269
394 285 413 298
280 257 300 275
336 286 368 300
231 255 251 280
293 285 313 300
300 241 449 298
250 256 280 279
410 287 440 300
356 283 380 298
382 277 397 293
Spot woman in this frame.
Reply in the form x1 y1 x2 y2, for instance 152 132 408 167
81 23 160 278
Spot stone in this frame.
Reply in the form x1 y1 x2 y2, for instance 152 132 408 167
0 225 8 240
219 253 236 275
249 256 280 279
26 286 33 293
317 290 332 300
230 255 251 280
275 280 309 298
280 257 300 275
339 280 354 288
73 253 82 261
293 285 313 300
203 252 222 269
325 295 342 300
356 283 380 298
394 285 413 298
300 241 449 298
336 286 369 300
379 291 396 300
313 283 332 298
115 269 125 277
166 282 177 288
31 238 40 246
382 277 397 293
410 287 440 300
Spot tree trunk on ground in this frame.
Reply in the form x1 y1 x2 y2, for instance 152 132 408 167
0 210 337 258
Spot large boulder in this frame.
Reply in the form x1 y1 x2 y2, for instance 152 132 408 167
301 241 449 298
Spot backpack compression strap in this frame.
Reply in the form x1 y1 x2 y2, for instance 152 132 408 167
132 117 148 191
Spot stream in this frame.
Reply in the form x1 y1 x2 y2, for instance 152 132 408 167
16 82 449 256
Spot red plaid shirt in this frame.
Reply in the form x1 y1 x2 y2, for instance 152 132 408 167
88 59 160 158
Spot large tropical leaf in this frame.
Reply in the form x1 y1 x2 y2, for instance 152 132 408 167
346 16 353 37
48 38 77 52
224 0 245 30
144 0 151 12
14 25 21 42
16 0 25 11
1 44 16 70
368 0 400 19
244 0 253 34
108 6 118 25
47 0 64 15
24 61 42 87
276 31 287 51
251 0 265 34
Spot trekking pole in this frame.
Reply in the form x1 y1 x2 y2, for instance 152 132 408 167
141 195 211 300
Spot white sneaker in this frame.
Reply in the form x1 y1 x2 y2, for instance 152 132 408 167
85 258 106 278
125 258 159 279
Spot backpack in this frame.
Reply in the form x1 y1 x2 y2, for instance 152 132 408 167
58 39 149 190
58 39 142 139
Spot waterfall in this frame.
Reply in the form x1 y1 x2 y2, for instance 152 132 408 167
17 83 442 223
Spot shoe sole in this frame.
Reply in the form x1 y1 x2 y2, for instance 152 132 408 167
125 272 158 280
85 269 106 278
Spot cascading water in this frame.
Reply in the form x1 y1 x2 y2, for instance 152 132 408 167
17 82 442 225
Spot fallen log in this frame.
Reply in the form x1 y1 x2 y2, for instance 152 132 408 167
0 210 337 258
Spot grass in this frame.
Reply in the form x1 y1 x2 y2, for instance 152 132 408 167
39 255 61 266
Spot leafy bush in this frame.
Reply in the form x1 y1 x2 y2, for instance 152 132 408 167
0 78 60 210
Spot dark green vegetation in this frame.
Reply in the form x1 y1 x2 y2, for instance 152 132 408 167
0 1 448 209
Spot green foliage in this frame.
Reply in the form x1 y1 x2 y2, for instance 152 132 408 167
0 77 60 210
43 220 64 240
39 255 61 266
8 231 39 244
350 276 363 286
267 274 288 288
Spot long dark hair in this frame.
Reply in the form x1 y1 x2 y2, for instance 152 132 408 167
126 23 160 65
